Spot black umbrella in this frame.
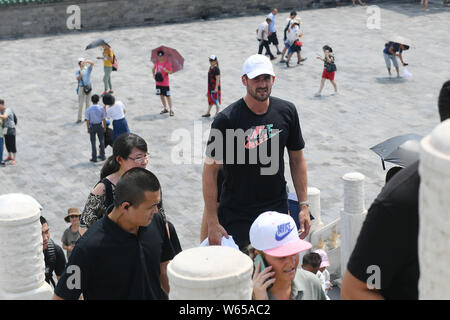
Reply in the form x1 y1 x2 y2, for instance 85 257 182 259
370 134 422 170
85 38 111 50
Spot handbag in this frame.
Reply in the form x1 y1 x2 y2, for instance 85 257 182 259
112 54 118 71
326 63 337 73
83 84 92 94
155 72 164 82
80 77 92 94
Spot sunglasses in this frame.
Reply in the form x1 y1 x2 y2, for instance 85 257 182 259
69 215 80 219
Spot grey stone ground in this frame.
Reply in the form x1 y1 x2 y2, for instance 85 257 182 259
0 1 449 270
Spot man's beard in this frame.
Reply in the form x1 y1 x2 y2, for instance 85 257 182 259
247 85 271 102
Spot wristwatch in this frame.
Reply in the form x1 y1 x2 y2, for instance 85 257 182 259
299 201 309 207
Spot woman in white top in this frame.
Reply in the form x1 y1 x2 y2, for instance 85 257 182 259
103 93 130 142
285 18 305 67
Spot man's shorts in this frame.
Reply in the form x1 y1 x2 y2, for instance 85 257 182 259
268 32 279 46
156 85 171 97
288 42 302 55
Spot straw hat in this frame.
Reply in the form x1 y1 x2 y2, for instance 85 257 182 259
64 208 81 222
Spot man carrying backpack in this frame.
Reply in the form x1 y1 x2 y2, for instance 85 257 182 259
0 99 17 165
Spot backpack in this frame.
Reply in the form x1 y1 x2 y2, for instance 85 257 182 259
13 112 17 125
112 54 118 71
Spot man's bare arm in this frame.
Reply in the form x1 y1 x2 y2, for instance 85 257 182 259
288 149 311 239
202 158 228 245
160 260 170 294
341 269 384 300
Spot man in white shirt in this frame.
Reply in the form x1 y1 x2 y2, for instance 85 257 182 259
280 11 297 62
257 16 276 60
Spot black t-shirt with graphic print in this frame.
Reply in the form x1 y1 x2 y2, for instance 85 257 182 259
206 96 304 247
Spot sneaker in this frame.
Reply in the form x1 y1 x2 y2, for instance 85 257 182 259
270 56 277 61
10 160 16 165
3 156 12 162
286 61 290 68
76 120 82 124
98 155 106 161
89 158 97 163
314 92 321 97
101 91 107 96
0 162 5 167
108 90 114 94
277 50 282 55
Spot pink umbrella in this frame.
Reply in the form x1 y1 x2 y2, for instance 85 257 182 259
151 46 184 73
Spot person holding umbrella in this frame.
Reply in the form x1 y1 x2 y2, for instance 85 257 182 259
152 50 174 117
150 46 184 117
97 42 115 95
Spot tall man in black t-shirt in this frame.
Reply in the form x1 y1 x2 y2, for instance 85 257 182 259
53 168 174 300
203 54 310 250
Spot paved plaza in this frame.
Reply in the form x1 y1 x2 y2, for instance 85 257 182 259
0 2 449 251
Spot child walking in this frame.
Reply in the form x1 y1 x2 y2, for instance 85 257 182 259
202 55 221 118
315 45 337 97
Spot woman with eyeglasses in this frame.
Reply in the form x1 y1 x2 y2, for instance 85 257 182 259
80 133 149 231
80 133 182 255
61 208 82 260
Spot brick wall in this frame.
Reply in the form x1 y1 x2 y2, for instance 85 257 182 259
0 0 398 39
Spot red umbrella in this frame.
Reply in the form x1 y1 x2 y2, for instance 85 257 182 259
151 46 184 73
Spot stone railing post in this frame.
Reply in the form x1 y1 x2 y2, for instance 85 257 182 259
167 246 253 300
308 187 323 231
340 172 367 278
418 120 450 299
0 193 53 300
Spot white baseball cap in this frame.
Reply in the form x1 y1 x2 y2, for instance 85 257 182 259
209 55 217 61
242 54 275 79
250 211 312 257
314 249 330 268
78 57 85 63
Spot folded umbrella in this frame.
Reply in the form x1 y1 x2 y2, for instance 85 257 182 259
151 45 184 73
370 134 422 169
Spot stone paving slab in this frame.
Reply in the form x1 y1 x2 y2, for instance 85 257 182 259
0 2 449 252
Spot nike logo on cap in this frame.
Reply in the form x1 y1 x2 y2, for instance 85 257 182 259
275 222 294 241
